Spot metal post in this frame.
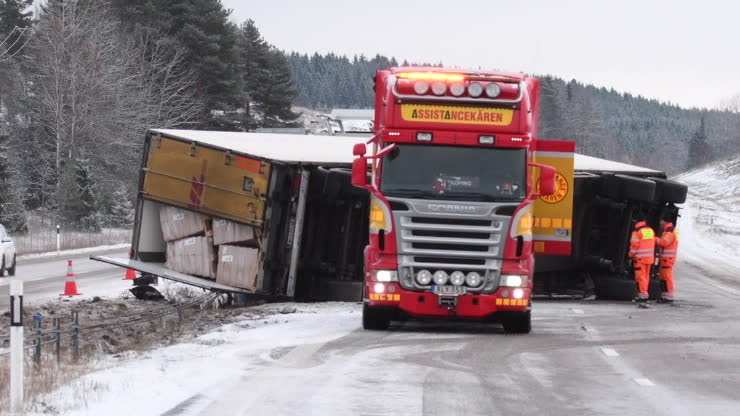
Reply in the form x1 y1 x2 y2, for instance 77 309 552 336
56 224 61 255
287 168 310 297
54 318 61 364
72 311 80 362
9 280 24 412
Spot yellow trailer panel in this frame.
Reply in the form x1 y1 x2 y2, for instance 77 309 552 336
142 134 272 226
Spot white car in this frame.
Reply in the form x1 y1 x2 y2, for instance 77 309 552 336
0 224 16 276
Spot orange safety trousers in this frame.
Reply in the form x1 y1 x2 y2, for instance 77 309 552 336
634 262 652 299
657 230 678 300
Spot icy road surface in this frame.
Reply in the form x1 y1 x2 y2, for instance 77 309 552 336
0 248 132 307
37 266 740 416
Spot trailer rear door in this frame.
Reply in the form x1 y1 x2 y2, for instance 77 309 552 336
532 140 575 256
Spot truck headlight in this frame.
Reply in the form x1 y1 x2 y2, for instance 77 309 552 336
449 271 465 286
416 269 432 285
500 274 527 287
432 270 448 285
372 270 398 282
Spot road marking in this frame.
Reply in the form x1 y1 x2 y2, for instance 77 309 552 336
601 347 619 357
571 308 584 314
633 378 655 386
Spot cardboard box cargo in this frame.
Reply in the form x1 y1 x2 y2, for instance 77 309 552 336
159 205 208 242
216 245 259 291
212 218 257 246
166 236 216 279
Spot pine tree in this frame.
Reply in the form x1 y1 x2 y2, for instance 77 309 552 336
0 135 27 233
110 183 134 228
687 116 711 169
61 157 100 230
238 20 299 128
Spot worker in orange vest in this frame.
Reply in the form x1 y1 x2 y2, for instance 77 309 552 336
628 220 656 304
656 220 679 303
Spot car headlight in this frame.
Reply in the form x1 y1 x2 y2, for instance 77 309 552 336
372 270 398 282
500 274 527 287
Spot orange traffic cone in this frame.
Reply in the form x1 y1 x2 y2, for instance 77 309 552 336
60 259 82 296
123 268 138 280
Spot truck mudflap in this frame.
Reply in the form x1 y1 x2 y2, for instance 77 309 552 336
91 255 250 294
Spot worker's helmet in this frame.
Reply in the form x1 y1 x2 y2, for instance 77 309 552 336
635 220 647 229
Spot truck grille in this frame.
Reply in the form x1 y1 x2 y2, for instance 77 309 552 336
390 198 514 293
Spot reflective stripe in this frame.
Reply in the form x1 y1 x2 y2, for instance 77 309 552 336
635 254 653 258
630 238 639 242
635 248 654 253
637 293 649 299
661 292 675 300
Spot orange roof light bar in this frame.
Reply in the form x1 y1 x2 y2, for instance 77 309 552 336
396 72 465 82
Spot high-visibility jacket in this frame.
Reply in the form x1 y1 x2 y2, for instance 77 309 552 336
629 222 656 264
657 226 679 265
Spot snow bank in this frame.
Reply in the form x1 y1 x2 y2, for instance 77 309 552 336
673 156 740 280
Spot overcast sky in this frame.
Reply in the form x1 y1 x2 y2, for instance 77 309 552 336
222 0 740 110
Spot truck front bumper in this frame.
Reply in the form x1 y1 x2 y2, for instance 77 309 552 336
365 283 530 320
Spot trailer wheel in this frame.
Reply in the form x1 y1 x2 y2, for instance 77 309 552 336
648 177 688 204
502 311 531 334
593 276 636 300
362 303 391 330
599 174 655 202
615 175 656 202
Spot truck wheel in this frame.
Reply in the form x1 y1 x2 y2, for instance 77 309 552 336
648 177 688 204
362 303 391 330
7 254 15 276
593 276 636 300
502 311 531 334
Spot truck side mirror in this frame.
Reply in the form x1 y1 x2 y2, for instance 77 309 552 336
352 157 368 187
353 143 366 156
538 165 557 196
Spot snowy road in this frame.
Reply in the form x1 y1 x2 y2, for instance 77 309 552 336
0 248 132 307
38 261 740 416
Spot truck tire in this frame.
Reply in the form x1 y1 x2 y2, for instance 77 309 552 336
648 177 688 204
593 276 636 300
599 174 655 202
502 311 531 334
363 303 391 330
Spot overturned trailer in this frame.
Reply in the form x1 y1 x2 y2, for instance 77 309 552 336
94 129 685 301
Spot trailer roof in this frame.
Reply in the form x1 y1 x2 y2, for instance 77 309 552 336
151 129 366 166
574 154 662 175
150 129 662 175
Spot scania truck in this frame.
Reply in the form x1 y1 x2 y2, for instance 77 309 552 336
351 67 687 333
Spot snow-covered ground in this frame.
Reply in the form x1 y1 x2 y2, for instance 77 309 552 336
673 156 740 281
29 302 361 416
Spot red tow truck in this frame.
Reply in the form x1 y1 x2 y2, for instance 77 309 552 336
351 68 569 333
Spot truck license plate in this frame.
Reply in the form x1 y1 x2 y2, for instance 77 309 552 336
433 285 466 295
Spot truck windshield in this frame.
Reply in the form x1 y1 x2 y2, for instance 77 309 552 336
381 144 527 202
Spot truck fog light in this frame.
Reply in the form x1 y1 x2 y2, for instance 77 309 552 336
433 270 449 285
465 272 482 287
374 283 385 294
431 81 446 95
449 271 465 286
416 269 432 285
513 288 524 299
